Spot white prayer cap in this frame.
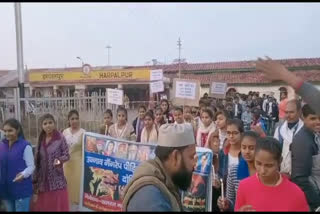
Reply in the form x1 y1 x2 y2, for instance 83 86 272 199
158 123 195 147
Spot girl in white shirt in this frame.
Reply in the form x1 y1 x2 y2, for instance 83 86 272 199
62 110 85 211
63 110 85 149
141 111 158 144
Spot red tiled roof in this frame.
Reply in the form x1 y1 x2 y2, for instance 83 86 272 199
165 70 320 84
1 57 320 87
127 57 320 73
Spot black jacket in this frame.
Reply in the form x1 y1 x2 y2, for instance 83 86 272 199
265 102 279 122
232 103 242 119
291 126 320 211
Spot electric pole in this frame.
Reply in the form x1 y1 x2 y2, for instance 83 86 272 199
14 2 25 121
177 37 182 79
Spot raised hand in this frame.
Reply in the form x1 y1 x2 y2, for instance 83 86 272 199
256 56 291 81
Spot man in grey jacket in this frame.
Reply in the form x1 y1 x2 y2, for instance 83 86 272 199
291 104 320 211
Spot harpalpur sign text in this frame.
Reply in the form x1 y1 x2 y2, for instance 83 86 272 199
29 68 152 83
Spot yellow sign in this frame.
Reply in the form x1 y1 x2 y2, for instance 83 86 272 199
29 68 151 83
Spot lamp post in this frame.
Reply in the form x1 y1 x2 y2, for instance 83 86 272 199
105 45 112 66
76 56 84 66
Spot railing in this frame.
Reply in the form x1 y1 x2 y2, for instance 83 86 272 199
0 94 158 146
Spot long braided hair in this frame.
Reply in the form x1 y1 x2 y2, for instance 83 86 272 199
34 114 56 174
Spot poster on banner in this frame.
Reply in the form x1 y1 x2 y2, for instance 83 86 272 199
150 81 164 94
150 69 163 81
210 82 228 99
107 88 123 105
172 78 200 107
79 132 157 212
181 147 213 212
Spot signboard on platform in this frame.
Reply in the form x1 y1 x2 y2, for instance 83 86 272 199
210 82 228 99
172 78 200 107
150 81 164 94
107 88 123 105
150 69 163 81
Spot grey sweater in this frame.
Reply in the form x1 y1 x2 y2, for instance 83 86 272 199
291 126 320 211
297 82 320 115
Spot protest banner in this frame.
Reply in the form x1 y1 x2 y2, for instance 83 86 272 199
150 69 163 81
172 78 200 107
181 147 213 212
107 88 123 105
210 82 228 99
79 132 156 211
79 132 212 212
150 80 164 94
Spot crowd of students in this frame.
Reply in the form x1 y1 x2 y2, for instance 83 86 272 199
0 57 320 211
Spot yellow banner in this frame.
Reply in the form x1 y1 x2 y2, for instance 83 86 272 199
29 69 151 83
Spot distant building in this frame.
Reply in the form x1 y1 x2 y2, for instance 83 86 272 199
0 57 320 103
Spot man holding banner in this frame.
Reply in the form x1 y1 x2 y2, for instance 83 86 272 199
122 123 197 211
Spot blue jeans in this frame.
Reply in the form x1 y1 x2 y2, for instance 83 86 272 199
4 197 31 212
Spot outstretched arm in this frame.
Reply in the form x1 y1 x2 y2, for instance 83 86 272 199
256 57 320 115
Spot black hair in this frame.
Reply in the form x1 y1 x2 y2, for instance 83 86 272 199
214 109 231 121
117 106 128 119
174 106 183 113
201 109 214 119
183 105 192 112
251 107 261 118
209 105 217 114
287 99 302 111
3 118 25 140
155 145 189 162
302 104 316 118
160 99 170 112
255 137 282 163
242 131 260 141
227 119 244 133
155 107 163 113
104 109 113 118
138 105 147 112
68 109 79 120
35 113 56 177
67 109 79 127
144 110 155 121
106 141 115 148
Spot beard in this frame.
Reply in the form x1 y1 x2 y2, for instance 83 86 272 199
171 159 193 191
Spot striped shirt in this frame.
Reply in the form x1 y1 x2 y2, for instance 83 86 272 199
226 164 241 211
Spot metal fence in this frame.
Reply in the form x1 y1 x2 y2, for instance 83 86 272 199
0 92 157 146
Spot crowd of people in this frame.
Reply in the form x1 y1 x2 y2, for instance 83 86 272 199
0 57 320 212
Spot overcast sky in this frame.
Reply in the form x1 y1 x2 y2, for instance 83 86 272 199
1 3 320 69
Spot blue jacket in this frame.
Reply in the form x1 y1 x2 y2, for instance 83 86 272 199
0 141 7 198
218 145 242 182
0 138 33 200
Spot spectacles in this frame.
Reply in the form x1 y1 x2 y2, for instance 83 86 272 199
227 131 240 136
